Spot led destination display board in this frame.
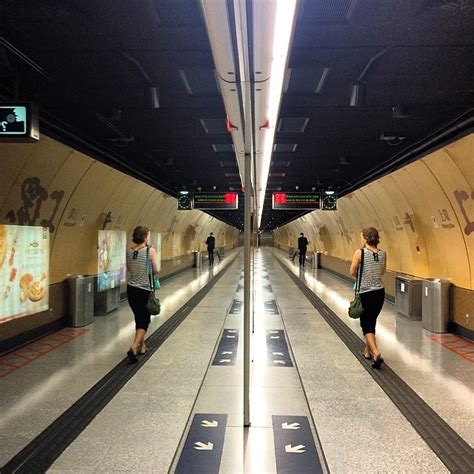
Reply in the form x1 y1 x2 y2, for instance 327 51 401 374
193 192 239 210
272 192 320 210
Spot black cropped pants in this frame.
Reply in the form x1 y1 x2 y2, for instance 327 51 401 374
127 285 151 331
359 288 385 335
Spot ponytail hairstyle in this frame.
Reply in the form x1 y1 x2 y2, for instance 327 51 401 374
362 227 380 246
132 226 149 244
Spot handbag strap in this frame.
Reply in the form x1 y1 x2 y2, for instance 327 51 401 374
355 248 364 294
146 245 154 291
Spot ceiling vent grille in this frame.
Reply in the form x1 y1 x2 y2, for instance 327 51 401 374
200 119 227 134
179 69 219 96
273 144 298 152
277 118 309 133
219 161 237 167
287 66 329 95
213 144 235 153
271 161 292 167
302 0 357 22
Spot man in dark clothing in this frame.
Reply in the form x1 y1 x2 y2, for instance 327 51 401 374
206 232 216 265
298 233 309 266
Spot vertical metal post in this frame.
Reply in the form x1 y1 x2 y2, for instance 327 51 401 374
243 152 251 427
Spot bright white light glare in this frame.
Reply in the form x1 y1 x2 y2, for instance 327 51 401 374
257 0 298 227
325 189 335 195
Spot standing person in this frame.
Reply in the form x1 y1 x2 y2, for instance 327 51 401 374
206 232 215 265
349 227 386 369
298 233 309 266
126 226 159 363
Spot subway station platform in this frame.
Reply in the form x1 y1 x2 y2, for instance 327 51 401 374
1 248 473 473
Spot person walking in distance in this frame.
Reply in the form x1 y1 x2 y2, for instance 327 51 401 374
298 233 309 266
206 232 216 265
349 227 386 369
126 226 159 363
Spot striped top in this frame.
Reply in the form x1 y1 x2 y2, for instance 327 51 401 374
126 246 151 291
359 248 386 294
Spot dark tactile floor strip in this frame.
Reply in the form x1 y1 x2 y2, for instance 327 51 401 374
1 257 236 474
277 259 474 474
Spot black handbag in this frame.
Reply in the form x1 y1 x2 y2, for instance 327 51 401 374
145 246 161 315
348 248 364 319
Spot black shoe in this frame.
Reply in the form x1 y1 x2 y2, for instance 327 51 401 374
127 350 138 364
372 356 384 369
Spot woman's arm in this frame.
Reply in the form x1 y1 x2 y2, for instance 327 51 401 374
349 249 361 276
149 247 159 274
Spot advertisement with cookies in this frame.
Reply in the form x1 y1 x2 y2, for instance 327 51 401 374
0 225 49 322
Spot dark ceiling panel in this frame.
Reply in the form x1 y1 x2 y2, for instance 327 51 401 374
0 0 472 231
301 0 357 23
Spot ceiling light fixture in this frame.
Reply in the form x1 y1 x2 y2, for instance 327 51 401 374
254 0 299 227
144 84 160 109
325 187 335 195
349 81 366 107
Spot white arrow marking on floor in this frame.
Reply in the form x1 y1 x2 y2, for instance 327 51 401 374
219 359 231 363
226 335 236 338
194 441 214 450
285 444 306 453
228 330 237 333
270 336 280 339
221 351 233 354
201 420 218 428
274 360 286 364
282 422 300 430
270 330 279 333
272 352 284 356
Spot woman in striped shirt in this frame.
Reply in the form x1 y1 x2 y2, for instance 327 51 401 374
350 227 386 369
126 226 159 363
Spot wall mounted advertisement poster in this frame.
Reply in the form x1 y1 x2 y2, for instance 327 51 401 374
0 225 49 323
97 230 126 292
149 232 162 272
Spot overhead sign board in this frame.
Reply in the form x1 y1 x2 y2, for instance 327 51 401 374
193 192 238 210
272 192 320 210
0 103 39 142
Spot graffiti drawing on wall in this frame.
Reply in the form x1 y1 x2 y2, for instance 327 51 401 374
393 216 403 231
402 212 415 233
335 217 352 243
437 208 455 229
454 190 474 236
5 178 65 233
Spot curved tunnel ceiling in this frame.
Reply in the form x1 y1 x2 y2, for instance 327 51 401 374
0 0 473 231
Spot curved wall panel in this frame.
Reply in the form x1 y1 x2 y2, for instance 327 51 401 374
274 133 474 331
0 135 239 343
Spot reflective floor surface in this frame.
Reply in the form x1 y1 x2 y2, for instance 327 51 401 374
1 247 473 473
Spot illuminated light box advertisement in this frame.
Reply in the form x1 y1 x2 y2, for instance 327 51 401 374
272 192 320 210
193 192 239 210
149 232 162 272
97 230 126 292
0 103 39 142
0 225 49 323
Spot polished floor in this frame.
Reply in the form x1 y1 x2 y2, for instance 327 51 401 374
0 247 473 473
